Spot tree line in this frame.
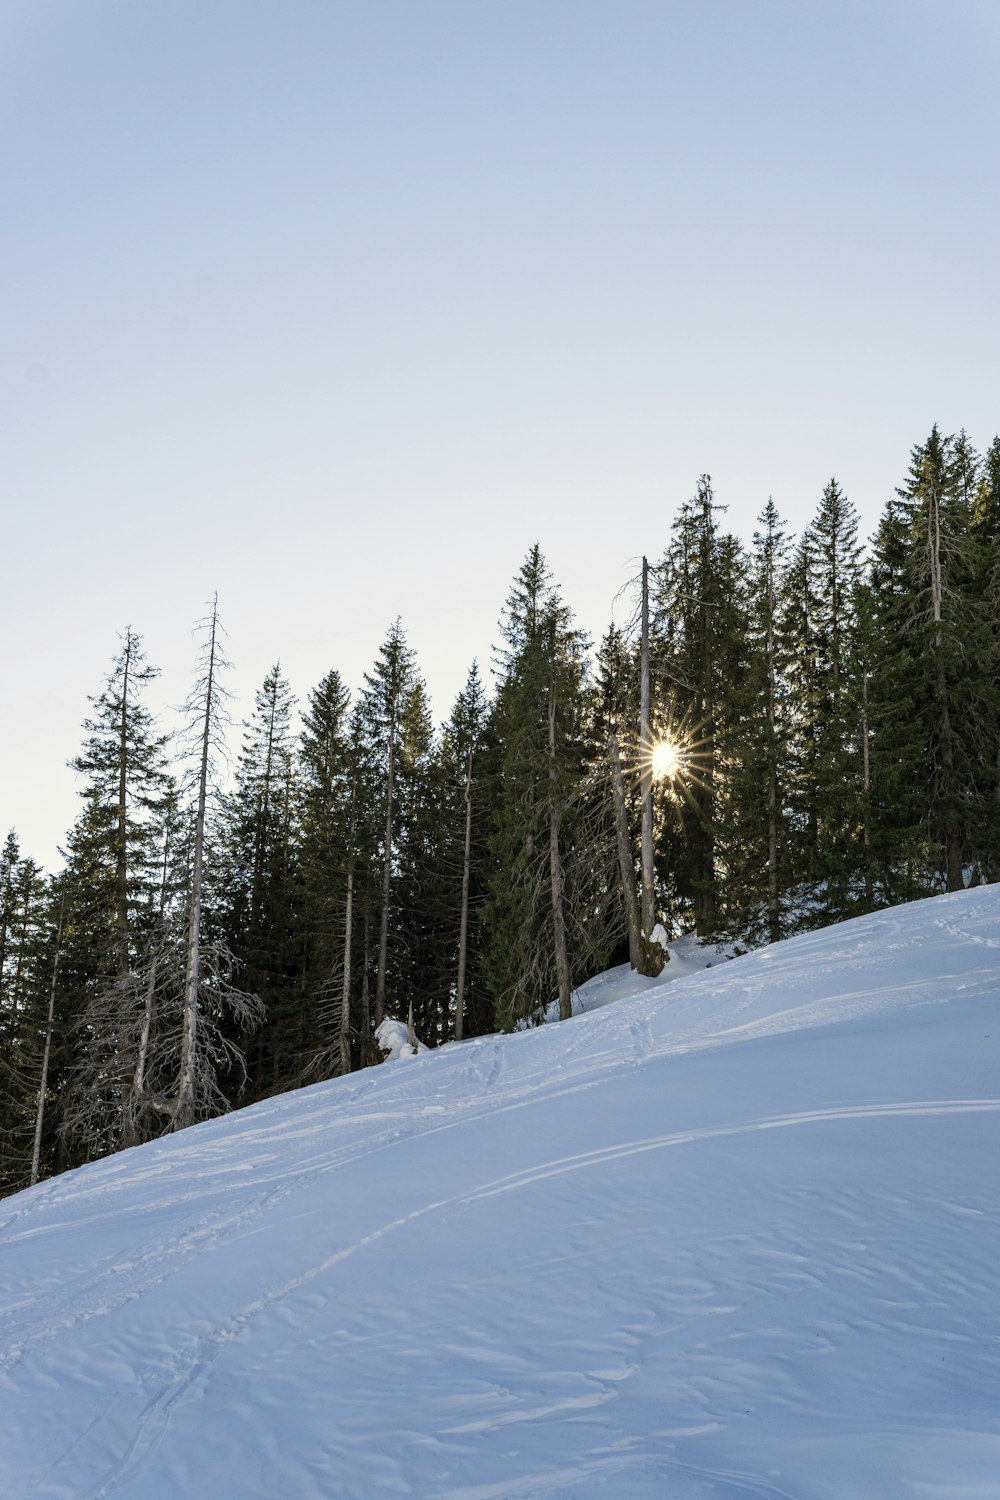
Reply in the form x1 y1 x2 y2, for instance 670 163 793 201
1 424 997 1194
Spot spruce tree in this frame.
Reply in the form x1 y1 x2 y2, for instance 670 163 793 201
0 836 51 1193
970 435 1000 877
894 428 991 889
296 668 355 1075
784 480 866 922
57 629 171 1161
434 663 493 1041
387 674 441 1043
484 546 595 1028
591 625 644 969
652 479 749 935
218 663 299 1098
725 500 793 943
356 620 426 1045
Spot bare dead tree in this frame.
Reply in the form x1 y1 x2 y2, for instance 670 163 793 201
30 898 64 1186
608 730 643 969
175 597 222 1127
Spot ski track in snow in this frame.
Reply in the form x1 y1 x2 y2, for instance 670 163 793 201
1 889 999 1499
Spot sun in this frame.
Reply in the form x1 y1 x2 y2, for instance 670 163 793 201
650 738 684 781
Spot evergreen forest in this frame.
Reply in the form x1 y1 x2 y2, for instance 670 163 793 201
2 425 998 1196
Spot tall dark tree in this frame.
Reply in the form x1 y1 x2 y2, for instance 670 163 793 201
725 499 793 942
0 835 51 1192
436 662 492 1041
386 674 441 1042
296 668 355 1076
58 629 171 1161
218 663 299 1097
894 428 992 889
591 625 644 970
970 435 1000 876
356 620 427 1044
783 480 866 921
484 546 602 1028
652 478 749 934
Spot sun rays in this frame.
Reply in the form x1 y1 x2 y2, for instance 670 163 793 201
650 738 684 781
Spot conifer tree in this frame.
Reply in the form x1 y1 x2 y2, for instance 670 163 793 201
386 674 441 1042
296 668 355 1076
218 663 299 1097
484 546 599 1028
591 625 644 969
724 500 793 942
894 428 991 889
970 435 1000 877
783 480 866 921
0 836 52 1192
652 479 749 934
356 620 425 1043
58 629 172 1160
865 492 933 902
436 663 492 1040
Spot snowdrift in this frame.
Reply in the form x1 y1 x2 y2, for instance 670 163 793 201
2 889 999 1499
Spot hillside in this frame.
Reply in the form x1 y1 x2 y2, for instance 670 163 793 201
2 889 999 1499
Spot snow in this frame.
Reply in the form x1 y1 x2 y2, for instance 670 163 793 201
534 929 733 1023
1 888 998 1499
376 1015 429 1060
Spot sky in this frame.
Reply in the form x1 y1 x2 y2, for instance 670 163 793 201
3 0 998 868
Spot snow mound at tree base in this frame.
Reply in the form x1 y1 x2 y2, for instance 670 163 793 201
1 888 998 1499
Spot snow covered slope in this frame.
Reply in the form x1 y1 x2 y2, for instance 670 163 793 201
2 890 999 1500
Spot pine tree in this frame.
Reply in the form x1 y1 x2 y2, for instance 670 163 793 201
652 479 749 935
386 674 441 1043
57 629 171 1161
784 480 866 922
296 668 355 1076
218 663 299 1097
356 620 426 1045
438 663 493 1040
894 428 991 889
865 492 932 903
970 435 1000 877
0 836 51 1193
591 625 644 970
484 546 598 1028
724 500 793 943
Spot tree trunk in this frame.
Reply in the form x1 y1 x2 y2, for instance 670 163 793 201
766 598 780 944
374 727 395 1030
608 732 643 970
928 485 964 891
0 854 12 989
116 630 133 981
548 685 573 1022
860 663 874 908
696 494 717 926
340 860 354 1076
176 598 218 1128
361 897 372 1064
31 900 63 1186
131 950 158 1123
639 556 656 943
10 884 30 1019
454 747 474 1040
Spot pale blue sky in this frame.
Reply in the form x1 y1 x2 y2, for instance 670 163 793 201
3 0 998 866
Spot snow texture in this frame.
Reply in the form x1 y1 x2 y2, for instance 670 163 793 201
1 888 998 1498
376 1016 429 1060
